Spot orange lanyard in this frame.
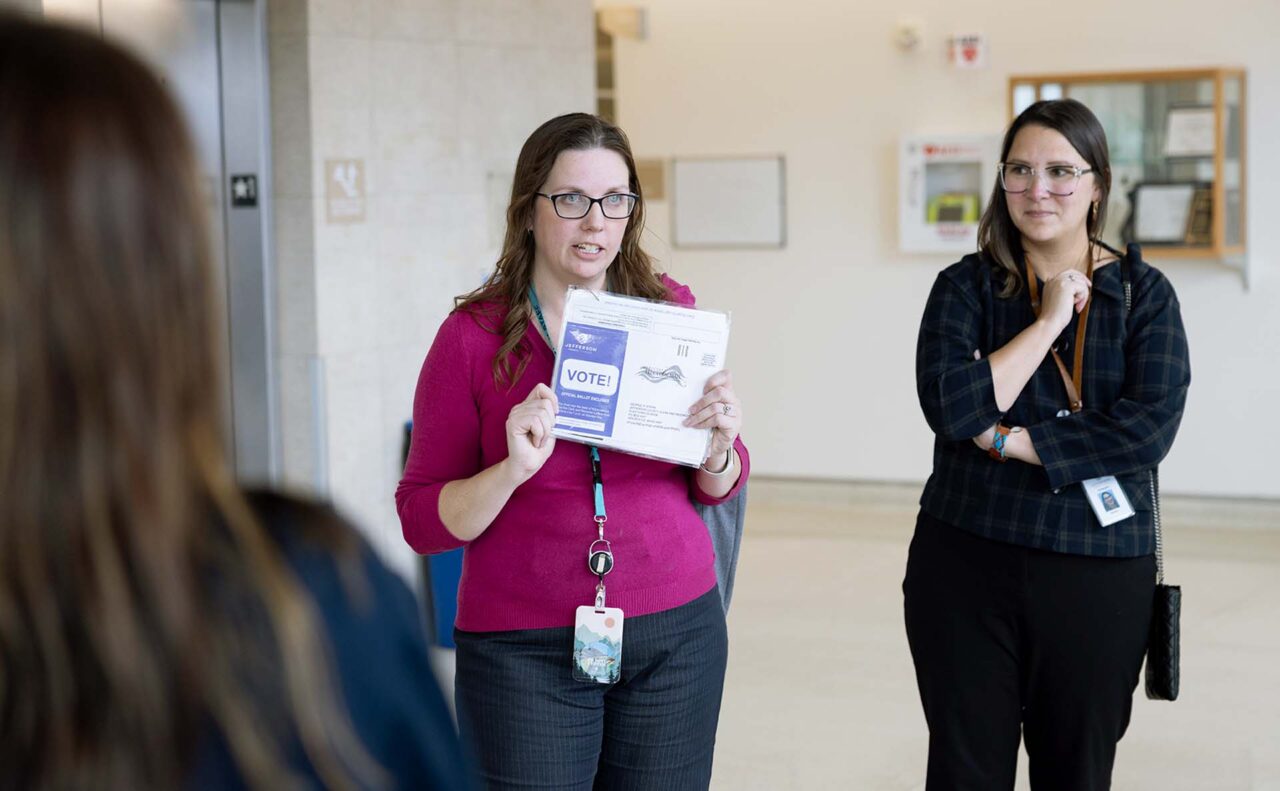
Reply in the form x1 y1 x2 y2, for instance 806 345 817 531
1025 255 1093 413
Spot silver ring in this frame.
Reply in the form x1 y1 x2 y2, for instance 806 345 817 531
722 403 731 416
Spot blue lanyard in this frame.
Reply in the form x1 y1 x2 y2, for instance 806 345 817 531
529 287 612 601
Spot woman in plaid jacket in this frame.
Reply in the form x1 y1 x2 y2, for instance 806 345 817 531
906 99 1190 791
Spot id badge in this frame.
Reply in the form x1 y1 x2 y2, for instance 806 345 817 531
573 606 624 684
1081 475 1137 527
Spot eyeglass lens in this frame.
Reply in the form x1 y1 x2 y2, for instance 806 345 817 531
550 193 636 219
999 164 1084 196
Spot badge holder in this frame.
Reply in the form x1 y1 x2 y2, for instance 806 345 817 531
1081 475 1137 526
572 445 624 684
574 514 624 684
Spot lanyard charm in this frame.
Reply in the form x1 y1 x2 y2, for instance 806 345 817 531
589 538 614 576
594 582 607 609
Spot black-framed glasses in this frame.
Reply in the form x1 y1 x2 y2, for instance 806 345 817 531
998 162 1094 196
536 192 638 220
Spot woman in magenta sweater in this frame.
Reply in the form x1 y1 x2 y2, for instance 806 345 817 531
396 113 749 790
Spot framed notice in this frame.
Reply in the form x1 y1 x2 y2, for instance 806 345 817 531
671 156 785 248
1128 182 1205 245
1163 106 1215 158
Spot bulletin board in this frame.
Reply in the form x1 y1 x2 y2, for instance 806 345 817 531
671 156 786 248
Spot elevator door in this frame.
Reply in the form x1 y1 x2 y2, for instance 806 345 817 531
74 0 279 482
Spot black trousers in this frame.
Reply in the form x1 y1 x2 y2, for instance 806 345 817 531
454 587 728 791
903 511 1155 791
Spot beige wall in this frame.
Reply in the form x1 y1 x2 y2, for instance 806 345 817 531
604 0 1280 499
269 0 596 581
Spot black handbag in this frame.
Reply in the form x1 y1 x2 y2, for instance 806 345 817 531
1117 242 1180 701
1144 469 1180 701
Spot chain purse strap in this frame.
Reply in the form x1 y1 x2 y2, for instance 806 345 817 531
1151 468 1164 584
1117 241 1165 584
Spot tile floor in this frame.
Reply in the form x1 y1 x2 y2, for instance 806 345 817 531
710 479 1280 790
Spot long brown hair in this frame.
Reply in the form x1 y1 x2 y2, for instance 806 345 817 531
455 113 667 389
0 15 375 790
977 98 1112 297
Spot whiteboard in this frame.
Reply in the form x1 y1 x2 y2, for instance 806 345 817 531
672 156 786 248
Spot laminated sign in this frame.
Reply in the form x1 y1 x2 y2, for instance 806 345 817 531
550 288 731 466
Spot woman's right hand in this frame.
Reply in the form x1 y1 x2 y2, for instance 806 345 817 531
1037 269 1092 334
503 383 559 484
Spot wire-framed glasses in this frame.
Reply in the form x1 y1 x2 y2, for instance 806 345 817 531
536 192 638 219
998 163 1094 196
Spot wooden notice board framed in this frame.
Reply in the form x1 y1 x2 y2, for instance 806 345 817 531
671 156 786 249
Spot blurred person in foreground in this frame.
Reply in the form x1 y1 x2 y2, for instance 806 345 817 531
0 14 472 790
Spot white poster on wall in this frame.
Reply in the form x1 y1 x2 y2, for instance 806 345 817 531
671 156 785 248
899 135 1000 254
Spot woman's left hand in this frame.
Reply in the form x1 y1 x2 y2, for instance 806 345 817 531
684 369 743 462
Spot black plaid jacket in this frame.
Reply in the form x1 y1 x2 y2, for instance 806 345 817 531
916 252 1190 557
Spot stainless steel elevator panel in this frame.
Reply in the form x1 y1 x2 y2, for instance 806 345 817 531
214 0 277 484
92 0 279 483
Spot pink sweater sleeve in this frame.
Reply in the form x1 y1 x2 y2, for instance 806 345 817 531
395 313 481 554
691 436 751 506
659 274 751 506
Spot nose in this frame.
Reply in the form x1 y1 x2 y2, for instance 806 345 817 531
1026 171 1052 199
580 200 606 228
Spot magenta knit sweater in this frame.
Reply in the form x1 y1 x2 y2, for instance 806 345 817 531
395 276 749 632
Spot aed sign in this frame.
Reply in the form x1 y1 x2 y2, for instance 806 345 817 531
560 360 620 396
949 33 987 69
